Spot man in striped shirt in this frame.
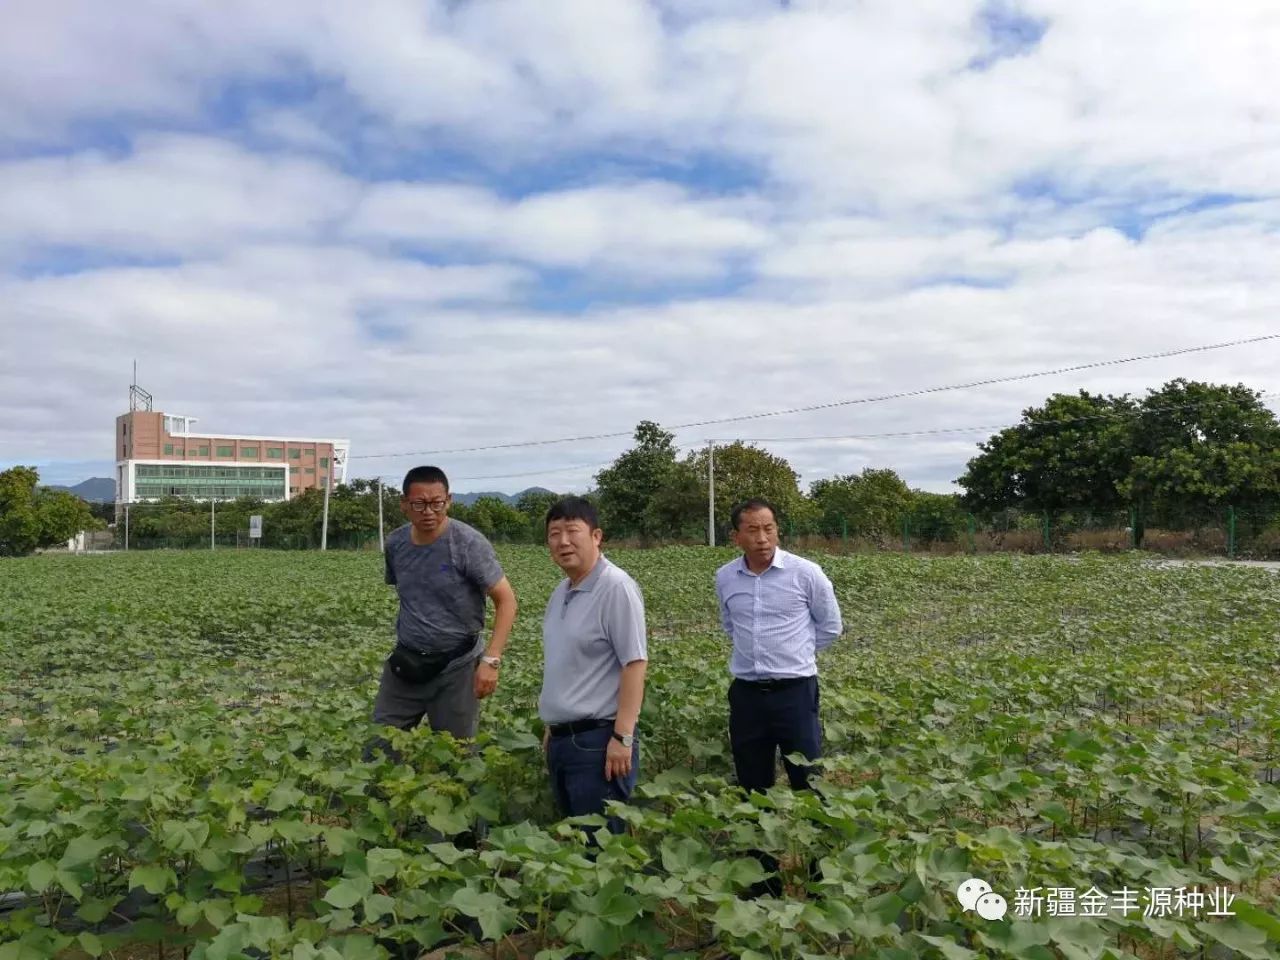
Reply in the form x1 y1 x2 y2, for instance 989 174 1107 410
715 498 843 794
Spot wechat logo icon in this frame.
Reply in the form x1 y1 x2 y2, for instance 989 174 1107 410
957 878 1008 921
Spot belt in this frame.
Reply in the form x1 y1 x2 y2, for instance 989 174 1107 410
734 676 811 691
547 717 615 738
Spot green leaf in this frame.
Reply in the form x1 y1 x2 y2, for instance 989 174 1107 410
76 898 116 924
266 783 306 812
1234 900 1280 940
365 847 406 883
597 891 642 927
26 860 56 892
161 819 211 854
1210 856 1249 884
78 933 104 958
567 915 626 957
324 877 373 910
362 894 396 922
1197 919 1271 960
129 865 177 895
712 898 763 938
1038 801 1071 826
915 934 979 960
59 833 115 869
449 887 518 941
204 899 235 928
56 868 84 901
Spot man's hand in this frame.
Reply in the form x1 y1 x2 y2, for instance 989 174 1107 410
474 661 499 699
604 737 633 782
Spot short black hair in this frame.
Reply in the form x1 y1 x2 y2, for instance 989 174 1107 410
545 496 600 532
731 498 778 530
402 465 449 496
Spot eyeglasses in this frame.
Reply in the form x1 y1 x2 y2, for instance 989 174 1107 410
408 498 448 513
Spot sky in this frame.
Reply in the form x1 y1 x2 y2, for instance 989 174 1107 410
2 0 1279 495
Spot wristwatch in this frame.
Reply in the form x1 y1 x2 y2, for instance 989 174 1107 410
480 655 501 669
612 731 635 748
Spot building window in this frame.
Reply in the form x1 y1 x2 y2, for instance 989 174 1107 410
242 447 258 458
164 444 174 455
216 445 234 457
305 467 315 475
289 466 300 474
267 448 284 459
123 423 128 436
289 448 301 459
320 457 329 467
198 446 209 456
304 448 315 456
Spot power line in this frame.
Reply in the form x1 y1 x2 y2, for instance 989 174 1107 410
704 390 1280 445
349 333 1280 460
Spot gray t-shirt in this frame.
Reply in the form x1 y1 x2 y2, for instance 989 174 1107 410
384 519 504 655
539 555 648 724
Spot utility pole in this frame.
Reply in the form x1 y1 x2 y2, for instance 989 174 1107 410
377 478 385 552
124 503 130 551
707 441 716 548
321 471 331 551
211 498 216 550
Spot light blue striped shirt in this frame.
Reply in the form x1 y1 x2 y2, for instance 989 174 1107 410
715 548 843 680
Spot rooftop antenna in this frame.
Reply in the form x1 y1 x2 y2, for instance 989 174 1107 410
129 360 152 412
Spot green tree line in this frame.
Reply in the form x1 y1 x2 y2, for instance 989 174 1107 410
5 378 1277 553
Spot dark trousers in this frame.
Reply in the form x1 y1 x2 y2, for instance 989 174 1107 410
546 725 639 837
728 675 822 792
728 675 822 897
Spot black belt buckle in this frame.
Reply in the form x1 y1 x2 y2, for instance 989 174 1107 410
548 717 615 738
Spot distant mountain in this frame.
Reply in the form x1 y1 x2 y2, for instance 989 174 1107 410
45 477 115 502
451 486 556 507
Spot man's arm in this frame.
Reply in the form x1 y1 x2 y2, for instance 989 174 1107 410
601 577 648 781
606 659 646 781
715 570 734 640
475 576 516 699
808 566 843 651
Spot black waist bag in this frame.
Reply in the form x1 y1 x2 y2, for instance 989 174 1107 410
388 636 476 685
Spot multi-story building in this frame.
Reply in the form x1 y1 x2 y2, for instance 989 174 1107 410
114 385 349 503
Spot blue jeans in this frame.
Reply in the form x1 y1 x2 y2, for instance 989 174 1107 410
546 725 639 836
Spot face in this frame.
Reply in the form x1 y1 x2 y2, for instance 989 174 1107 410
546 517 602 578
401 481 450 535
733 506 779 564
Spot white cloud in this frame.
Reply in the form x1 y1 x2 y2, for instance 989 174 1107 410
0 136 358 259
348 180 770 275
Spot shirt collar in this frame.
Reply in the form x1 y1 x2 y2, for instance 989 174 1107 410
568 554 610 593
738 548 786 574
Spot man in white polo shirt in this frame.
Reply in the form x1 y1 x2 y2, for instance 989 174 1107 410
539 496 648 837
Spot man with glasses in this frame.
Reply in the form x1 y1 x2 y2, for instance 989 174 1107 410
373 465 518 741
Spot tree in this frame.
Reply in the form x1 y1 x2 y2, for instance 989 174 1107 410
0 466 100 556
594 421 683 539
684 442 804 538
958 390 1136 516
957 380 1280 546
906 491 967 543
0 466 43 556
515 489 561 533
35 489 100 547
809 468 912 539
461 496 529 541
1120 380 1280 531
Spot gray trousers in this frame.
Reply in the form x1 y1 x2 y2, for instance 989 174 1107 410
372 653 480 739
